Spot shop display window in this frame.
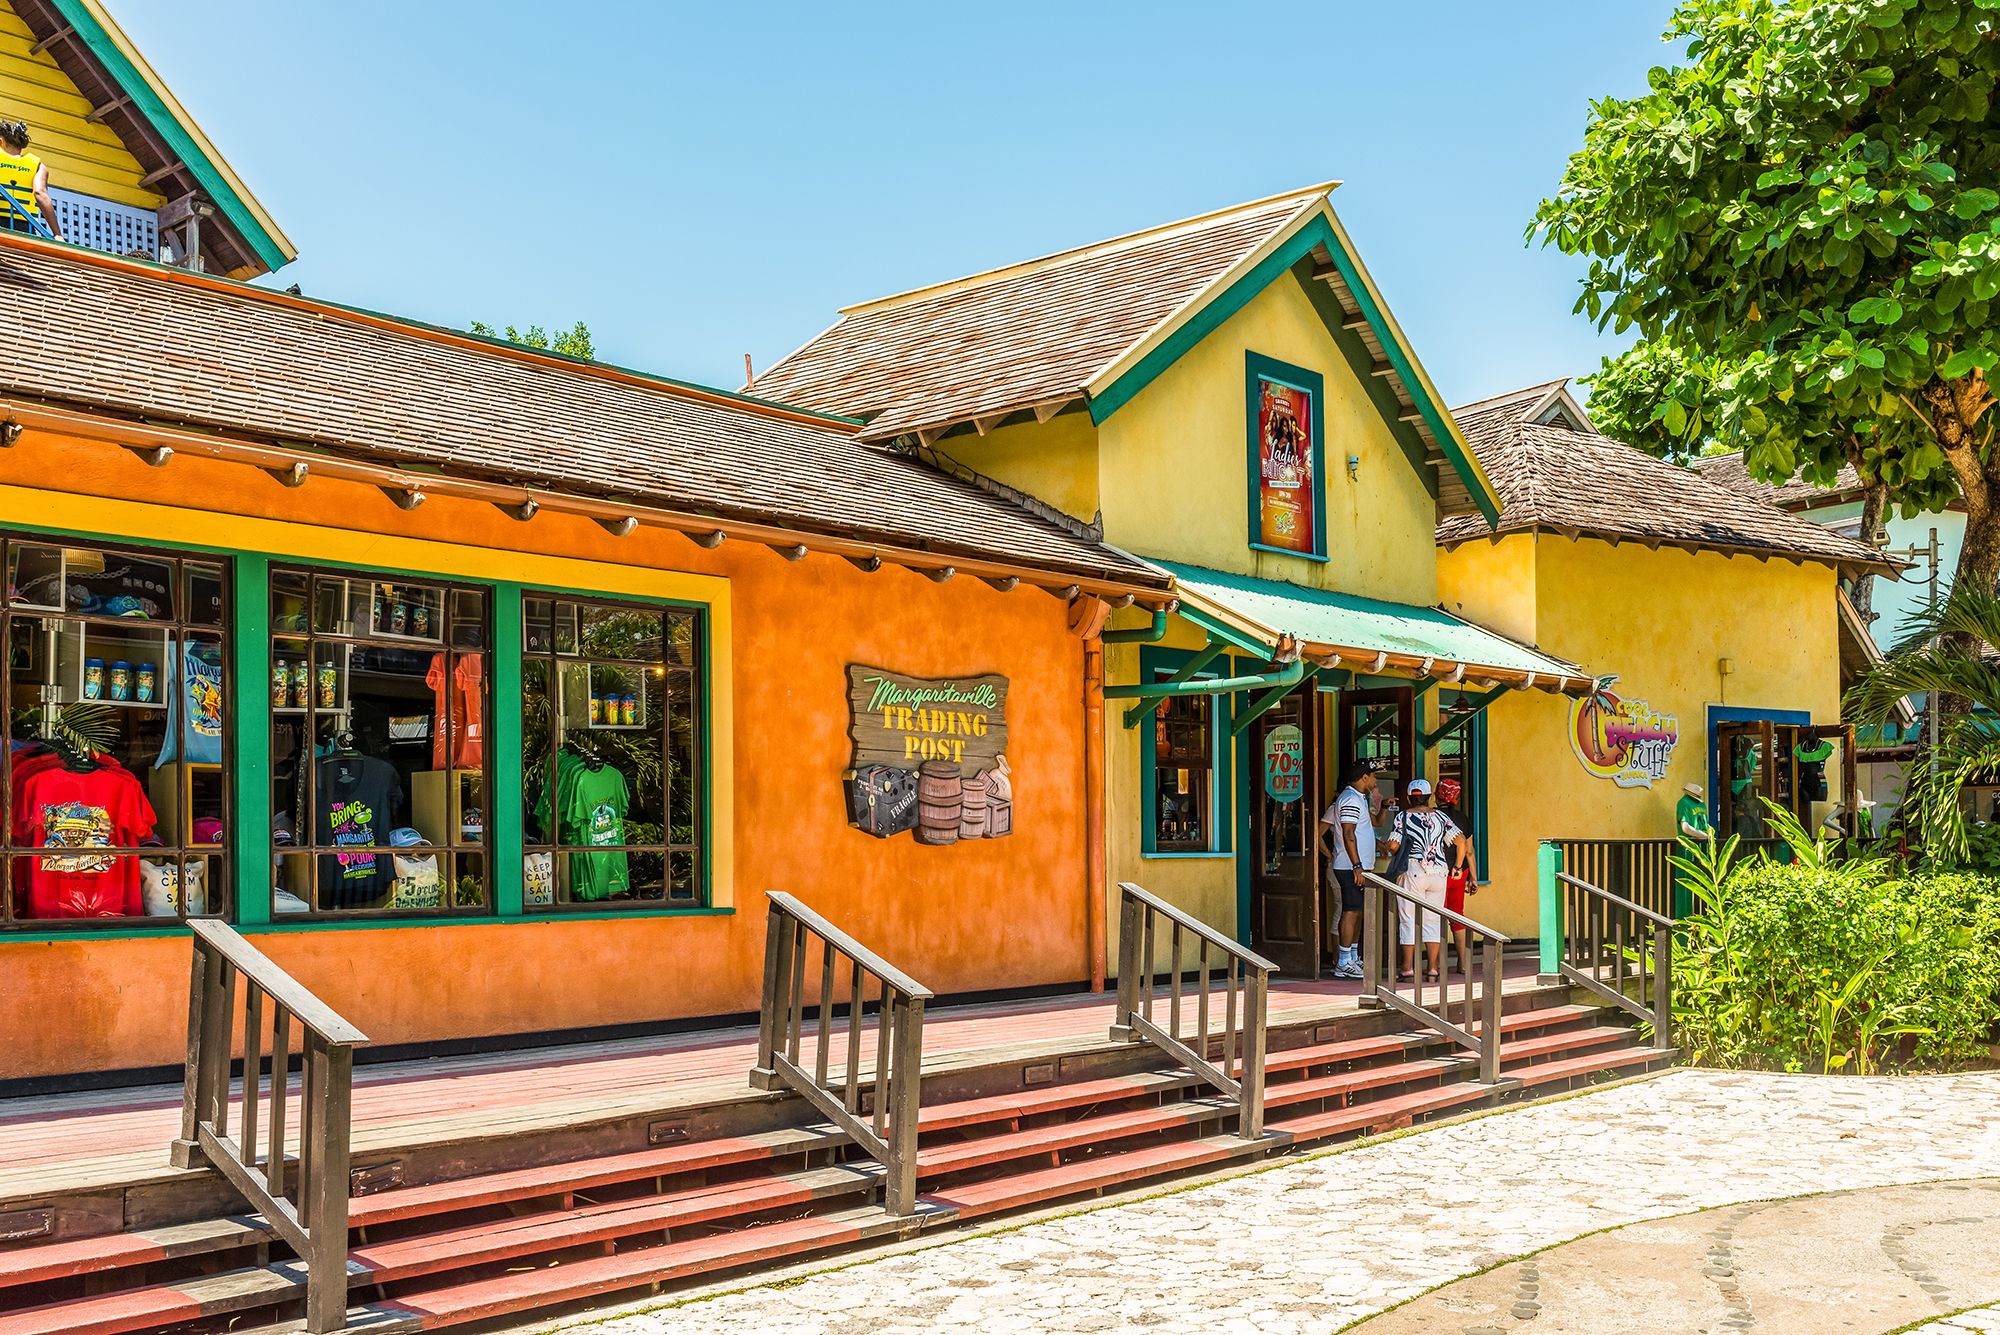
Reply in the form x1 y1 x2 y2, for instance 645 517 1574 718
269 569 489 917
1434 699 1485 869
1150 692 1213 852
521 594 704 910
1 535 229 927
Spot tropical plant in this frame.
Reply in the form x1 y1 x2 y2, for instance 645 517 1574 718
1532 0 2000 593
1844 585 2000 861
10 702 117 755
468 320 594 360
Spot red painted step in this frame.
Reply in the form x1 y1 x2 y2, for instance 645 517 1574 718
916 1069 1196 1134
1509 1043 1669 1088
347 1123 848 1228
917 1098 1231 1178
374 1205 933 1330
1269 1076 1501 1144
0 1262 302 1335
351 1165 880 1284
1264 1056 1467 1112
0 1217 268 1290
1262 1004 1607 1078
1498 1025 1636 1065
928 1133 1270 1220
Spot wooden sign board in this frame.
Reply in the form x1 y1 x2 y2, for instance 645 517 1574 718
844 665 1012 844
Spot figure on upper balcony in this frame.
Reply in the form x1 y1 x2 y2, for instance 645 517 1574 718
0 119 63 242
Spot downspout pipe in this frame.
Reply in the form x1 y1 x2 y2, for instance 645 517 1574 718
1102 605 1172 644
1103 658 1306 701
1083 632 1107 993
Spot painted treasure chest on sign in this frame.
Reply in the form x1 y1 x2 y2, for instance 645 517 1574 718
845 763 920 837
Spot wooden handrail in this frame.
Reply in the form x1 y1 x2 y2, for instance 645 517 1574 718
1358 870 1507 1083
1555 872 1673 929
1555 868 1674 1048
750 893 931 1216
170 921 368 1334
1110 882 1272 1139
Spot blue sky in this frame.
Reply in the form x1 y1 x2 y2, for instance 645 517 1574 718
123 2 1678 405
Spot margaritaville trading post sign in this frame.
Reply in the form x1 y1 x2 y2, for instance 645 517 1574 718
843 665 1013 846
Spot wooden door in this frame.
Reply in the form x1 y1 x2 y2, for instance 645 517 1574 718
1249 687 1320 978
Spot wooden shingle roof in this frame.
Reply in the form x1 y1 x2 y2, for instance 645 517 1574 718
752 186 1330 442
0 236 1168 591
1439 391 1896 576
1692 450 1863 510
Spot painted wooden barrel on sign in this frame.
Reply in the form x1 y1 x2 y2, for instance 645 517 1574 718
916 760 963 845
958 773 991 839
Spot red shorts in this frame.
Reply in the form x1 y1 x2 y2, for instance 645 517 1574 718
1443 870 1469 920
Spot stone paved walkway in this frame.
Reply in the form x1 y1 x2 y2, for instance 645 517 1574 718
547 1069 2000 1335
1910 1310 2000 1333
1357 1179 2000 1333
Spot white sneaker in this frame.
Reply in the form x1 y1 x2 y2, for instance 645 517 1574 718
1333 957 1364 980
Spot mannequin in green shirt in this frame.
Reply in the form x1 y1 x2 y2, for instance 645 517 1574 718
1672 782 1711 918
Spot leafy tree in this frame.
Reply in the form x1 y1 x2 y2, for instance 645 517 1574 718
1846 585 2000 860
468 319 594 360
1533 0 2000 595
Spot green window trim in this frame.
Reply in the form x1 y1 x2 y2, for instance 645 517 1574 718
1243 352 1328 562
1138 645 1235 857
0 521 718 937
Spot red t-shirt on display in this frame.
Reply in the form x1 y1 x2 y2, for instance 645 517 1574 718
13 763 157 918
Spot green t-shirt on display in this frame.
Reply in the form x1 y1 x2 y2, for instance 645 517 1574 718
1676 793 1710 841
533 750 632 901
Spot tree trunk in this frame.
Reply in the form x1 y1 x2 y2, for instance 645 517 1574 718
1925 370 1999 597
1851 477 1888 627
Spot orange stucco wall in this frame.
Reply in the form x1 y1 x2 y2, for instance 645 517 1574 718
0 429 1092 1079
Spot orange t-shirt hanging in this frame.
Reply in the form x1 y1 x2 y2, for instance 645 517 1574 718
427 653 485 770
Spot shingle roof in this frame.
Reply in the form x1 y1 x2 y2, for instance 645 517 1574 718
1692 450 1862 509
749 186 1333 441
1438 394 1895 574
0 237 1167 589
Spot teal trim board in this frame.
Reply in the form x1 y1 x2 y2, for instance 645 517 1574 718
491 584 526 915
1243 351 1328 561
230 555 273 926
1086 212 1500 526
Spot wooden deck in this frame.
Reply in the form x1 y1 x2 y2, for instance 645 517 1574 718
1 963 1550 1206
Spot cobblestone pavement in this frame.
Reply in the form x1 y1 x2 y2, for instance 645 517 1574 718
1909 1309 2000 1333
1357 1179 2000 1333
554 1070 2000 1335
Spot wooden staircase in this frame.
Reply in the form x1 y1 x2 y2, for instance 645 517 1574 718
0 890 1674 1335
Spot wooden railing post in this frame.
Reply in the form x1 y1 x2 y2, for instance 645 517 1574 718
1110 887 1143 1041
750 899 788 1089
1537 841 1564 981
171 938 214 1170
1651 923 1673 1049
1240 967 1268 1137
303 1042 354 1334
885 992 924 1216
1358 873 1383 1008
1479 934 1503 1084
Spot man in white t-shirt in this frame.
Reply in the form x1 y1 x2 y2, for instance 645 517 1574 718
1318 761 1380 979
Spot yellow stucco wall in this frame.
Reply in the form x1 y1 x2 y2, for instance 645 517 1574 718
0 1 162 209
1437 533 1539 648
1097 272 1440 606
1450 535 1844 937
937 409 1101 526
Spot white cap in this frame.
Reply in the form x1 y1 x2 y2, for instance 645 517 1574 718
1406 778 1432 797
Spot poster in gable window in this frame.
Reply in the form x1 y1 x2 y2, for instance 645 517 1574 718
1248 357 1323 556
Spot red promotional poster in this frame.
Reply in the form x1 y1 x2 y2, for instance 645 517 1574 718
1257 376 1315 553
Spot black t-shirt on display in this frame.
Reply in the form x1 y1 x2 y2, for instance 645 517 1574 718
313 754 404 909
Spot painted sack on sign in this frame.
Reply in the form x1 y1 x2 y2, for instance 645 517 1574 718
845 764 919 838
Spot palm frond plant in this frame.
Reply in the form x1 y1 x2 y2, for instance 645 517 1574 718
1844 586 2000 865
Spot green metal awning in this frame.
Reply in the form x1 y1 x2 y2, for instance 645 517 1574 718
1152 560 1591 694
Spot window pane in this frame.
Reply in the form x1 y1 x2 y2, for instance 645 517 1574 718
523 596 554 654
4 538 229 931
580 604 665 662
274 567 489 916
1151 691 1211 852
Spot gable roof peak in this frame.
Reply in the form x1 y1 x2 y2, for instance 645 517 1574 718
835 183 1340 318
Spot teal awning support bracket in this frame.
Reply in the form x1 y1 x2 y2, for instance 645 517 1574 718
1232 664 1319 736
1120 639 1231 729
1109 659 1306 729
1422 685 1509 748
1103 606 1171 644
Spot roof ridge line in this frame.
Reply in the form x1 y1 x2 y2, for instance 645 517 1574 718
834 182 1340 317
0 232 864 434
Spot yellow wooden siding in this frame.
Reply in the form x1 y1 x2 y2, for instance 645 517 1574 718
0 2 160 209
935 409 1102 527
1096 271 1441 607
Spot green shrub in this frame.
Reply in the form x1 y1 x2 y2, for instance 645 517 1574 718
1670 821 2000 1072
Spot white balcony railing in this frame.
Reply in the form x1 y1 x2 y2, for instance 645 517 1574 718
47 186 159 261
